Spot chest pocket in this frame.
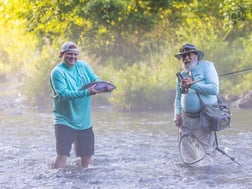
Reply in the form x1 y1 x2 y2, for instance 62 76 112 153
192 73 204 83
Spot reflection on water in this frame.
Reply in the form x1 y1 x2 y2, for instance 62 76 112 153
0 107 252 189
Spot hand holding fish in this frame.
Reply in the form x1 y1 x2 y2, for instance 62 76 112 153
82 81 116 94
88 84 100 95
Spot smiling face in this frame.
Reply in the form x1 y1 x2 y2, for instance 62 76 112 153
62 50 78 67
181 52 198 71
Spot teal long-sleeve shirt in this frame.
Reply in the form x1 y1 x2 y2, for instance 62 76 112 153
174 60 219 115
50 60 99 130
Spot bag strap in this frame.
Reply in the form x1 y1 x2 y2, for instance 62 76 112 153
195 91 205 106
190 71 205 106
190 71 220 105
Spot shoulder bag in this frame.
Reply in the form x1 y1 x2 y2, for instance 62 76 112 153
196 92 231 132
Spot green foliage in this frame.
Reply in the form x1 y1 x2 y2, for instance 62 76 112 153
0 0 38 75
1 0 252 111
78 0 172 64
219 0 249 28
220 34 252 95
22 45 58 108
10 0 172 65
109 55 177 111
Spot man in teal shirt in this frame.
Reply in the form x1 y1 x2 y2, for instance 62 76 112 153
50 41 100 168
173 44 219 165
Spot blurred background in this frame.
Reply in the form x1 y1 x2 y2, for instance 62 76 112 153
0 0 251 112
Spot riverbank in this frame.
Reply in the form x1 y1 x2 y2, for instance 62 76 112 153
224 90 252 109
0 76 28 115
1 75 252 114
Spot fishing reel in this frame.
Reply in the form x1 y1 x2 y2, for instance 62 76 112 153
176 72 189 94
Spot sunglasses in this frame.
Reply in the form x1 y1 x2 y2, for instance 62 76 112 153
182 52 197 59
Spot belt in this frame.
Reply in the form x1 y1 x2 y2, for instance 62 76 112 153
183 111 200 118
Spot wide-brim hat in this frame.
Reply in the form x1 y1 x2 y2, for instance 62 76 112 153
175 43 204 61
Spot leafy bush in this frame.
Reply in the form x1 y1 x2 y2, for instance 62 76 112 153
109 53 177 111
1 0 252 111
22 45 58 108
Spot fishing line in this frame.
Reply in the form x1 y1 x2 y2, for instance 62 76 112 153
219 67 252 77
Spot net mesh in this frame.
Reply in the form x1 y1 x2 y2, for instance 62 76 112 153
179 134 206 164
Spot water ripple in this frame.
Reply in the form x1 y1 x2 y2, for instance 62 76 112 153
0 109 251 189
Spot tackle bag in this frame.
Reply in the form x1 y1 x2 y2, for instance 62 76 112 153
196 92 231 132
200 102 231 131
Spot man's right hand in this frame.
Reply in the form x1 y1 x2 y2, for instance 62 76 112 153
173 114 183 127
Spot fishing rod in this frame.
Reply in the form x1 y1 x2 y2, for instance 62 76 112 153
219 67 252 77
215 147 241 166
214 68 252 166
214 132 241 166
177 67 252 83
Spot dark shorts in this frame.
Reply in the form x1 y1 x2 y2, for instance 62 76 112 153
54 124 94 157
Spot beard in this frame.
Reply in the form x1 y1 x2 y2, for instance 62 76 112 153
183 60 198 71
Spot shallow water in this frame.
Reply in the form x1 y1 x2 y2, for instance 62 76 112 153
0 105 252 189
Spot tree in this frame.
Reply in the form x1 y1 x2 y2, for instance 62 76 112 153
11 0 172 65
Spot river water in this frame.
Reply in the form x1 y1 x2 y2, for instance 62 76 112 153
0 105 252 189
0 81 252 188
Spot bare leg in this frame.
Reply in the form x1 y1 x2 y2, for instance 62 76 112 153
52 155 68 169
81 155 92 168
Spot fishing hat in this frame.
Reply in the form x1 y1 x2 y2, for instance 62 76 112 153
59 41 79 58
175 43 204 61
